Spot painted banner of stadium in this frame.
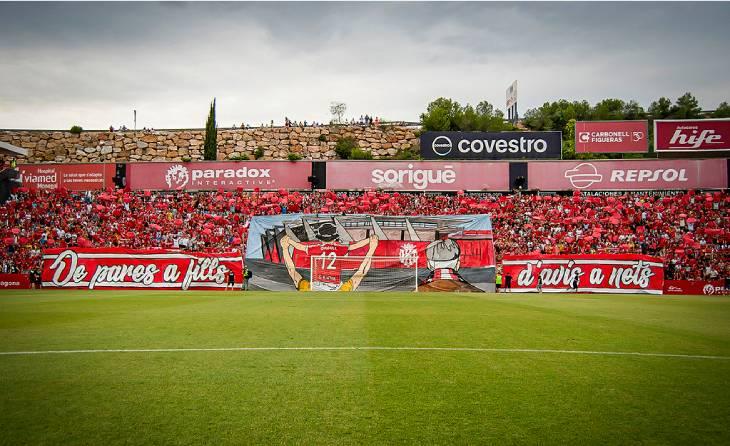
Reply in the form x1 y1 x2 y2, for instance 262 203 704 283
326 161 510 191
501 254 664 294
18 163 116 191
575 121 648 153
127 161 312 191
420 131 562 160
245 214 496 292
41 248 243 290
654 118 730 152
528 159 727 191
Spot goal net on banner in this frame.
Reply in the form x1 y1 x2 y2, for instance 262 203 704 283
309 255 418 292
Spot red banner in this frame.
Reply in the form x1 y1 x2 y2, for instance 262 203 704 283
326 161 510 191
655 119 730 152
502 254 664 294
528 159 727 191
127 161 311 191
575 121 648 153
0 274 31 289
18 163 116 191
663 280 726 295
41 248 243 290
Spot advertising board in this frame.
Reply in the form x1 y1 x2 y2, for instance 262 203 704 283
127 161 311 191
420 131 562 160
575 121 648 153
527 159 727 191
326 161 510 191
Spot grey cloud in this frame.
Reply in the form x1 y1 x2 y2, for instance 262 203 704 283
0 2 728 129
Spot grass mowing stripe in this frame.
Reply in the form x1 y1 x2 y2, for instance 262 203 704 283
0 346 728 360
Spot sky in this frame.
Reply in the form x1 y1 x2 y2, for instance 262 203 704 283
0 1 729 130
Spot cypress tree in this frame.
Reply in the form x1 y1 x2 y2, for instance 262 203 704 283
203 98 217 160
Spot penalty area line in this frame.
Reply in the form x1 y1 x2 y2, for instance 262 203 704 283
0 346 728 360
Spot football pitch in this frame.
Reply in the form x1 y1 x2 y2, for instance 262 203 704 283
0 291 728 445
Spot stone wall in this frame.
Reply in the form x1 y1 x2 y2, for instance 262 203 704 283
0 125 420 163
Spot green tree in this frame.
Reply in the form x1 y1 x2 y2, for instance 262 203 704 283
522 100 591 131
420 98 510 132
203 99 217 161
562 119 577 160
648 97 672 119
593 99 626 121
670 92 702 119
623 100 647 120
420 98 462 131
713 102 730 118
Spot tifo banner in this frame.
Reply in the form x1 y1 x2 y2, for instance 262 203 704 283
0 274 31 289
655 119 730 152
127 161 311 191
18 163 116 191
663 280 726 296
528 159 727 191
41 248 242 290
245 214 496 292
502 254 664 294
420 131 562 160
326 161 510 191
575 121 648 153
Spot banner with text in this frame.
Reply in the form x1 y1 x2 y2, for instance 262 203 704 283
18 163 116 191
0 274 31 289
663 280 726 296
41 248 243 290
127 161 312 191
528 159 727 191
326 161 510 191
575 121 648 153
502 254 664 294
655 119 730 152
420 131 562 160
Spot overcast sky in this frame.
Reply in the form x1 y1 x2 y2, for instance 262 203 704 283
1 1 729 130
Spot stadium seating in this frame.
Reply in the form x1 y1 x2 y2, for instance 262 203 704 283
1 189 727 280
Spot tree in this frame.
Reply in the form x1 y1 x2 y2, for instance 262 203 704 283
713 102 730 118
562 119 577 160
593 99 626 121
522 100 591 132
648 97 672 119
330 102 347 124
671 92 702 119
203 98 217 161
420 97 509 132
420 97 461 131
622 100 647 120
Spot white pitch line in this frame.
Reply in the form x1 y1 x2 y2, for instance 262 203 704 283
0 346 728 360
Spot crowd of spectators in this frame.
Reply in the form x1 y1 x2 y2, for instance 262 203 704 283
1 188 728 281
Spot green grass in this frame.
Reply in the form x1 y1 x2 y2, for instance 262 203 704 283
0 291 729 445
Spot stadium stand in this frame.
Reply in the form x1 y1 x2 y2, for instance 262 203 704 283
1 189 727 281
